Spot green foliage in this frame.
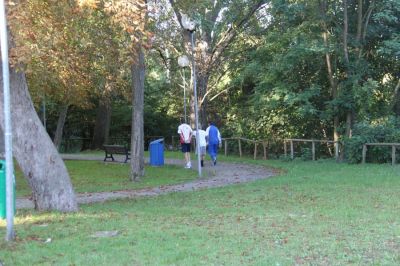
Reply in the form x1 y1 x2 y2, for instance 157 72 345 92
344 117 400 163
218 0 400 146
12 0 400 155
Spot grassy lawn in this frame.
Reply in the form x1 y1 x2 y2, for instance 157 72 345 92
1 156 400 265
14 159 197 197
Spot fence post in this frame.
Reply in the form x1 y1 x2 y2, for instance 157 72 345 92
284 140 287 157
290 140 294 160
312 141 315 161
239 138 242 157
224 139 227 156
254 141 257 160
392 145 396 165
362 144 367 164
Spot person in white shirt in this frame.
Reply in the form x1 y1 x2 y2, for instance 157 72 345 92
177 119 193 168
193 125 207 167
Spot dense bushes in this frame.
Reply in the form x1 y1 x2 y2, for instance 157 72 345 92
344 117 400 163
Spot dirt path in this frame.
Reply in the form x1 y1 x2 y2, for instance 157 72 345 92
16 154 277 209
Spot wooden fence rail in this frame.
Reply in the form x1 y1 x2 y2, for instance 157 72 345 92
362 143 400 165
222 137 275 160
64 136 340 162
284 139 340 161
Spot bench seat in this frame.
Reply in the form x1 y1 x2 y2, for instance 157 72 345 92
103 145 131 163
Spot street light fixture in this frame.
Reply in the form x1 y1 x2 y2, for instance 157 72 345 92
178 55 190 124
181 14 201 177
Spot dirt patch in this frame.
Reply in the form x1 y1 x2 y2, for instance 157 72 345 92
16 155 277 209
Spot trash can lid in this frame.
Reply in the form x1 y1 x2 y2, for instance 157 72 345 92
150 138 164 145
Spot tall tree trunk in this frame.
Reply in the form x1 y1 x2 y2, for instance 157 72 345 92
321 0 340 142
198 73 209 127
130 42 145 181
322 31 339 142
342 0 353 138
391 79 400 116
91 96 112 149
0 68 78 211
53 104 68 151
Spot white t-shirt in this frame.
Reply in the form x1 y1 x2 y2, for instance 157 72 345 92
178 123 193 143
193 129 207 147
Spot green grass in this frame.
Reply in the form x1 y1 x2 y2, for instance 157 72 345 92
15 159 197 197
1 156 400 265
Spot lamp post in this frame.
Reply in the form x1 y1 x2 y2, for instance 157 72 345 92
181 15 201 177
178 55 190 124
0 0 15 241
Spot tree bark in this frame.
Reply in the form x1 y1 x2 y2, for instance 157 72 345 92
342 0 353 138
91 95 112 149
53 104 69 151
343 0 350 66
0 68 78 212
130 42 145 181
321 1 339 142
198 73 209 127
392 79 400 116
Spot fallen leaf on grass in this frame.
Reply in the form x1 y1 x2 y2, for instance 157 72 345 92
90 230 119 238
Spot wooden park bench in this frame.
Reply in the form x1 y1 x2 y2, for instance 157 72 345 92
103 145 131 163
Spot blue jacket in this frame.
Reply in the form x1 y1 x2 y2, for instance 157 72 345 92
206 125 221 145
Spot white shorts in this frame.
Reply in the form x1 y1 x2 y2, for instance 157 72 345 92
196 146 206 155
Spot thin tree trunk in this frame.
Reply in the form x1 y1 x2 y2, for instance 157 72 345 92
0 68 77 211
323 31 339 142
130 42 145 181
342 0 353 138
343 0 350 65
198 73 209 127
356 0 363 44
321 0 340 142
53 104 68 151
91 96 112 149
392 79 400 116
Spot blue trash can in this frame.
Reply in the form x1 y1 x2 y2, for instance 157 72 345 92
149 139 164 166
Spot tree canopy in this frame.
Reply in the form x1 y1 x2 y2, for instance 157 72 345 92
6 0 400 163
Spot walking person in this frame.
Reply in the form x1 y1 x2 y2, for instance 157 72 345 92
206 121 221 166
178 119 193 168
193 125 207 167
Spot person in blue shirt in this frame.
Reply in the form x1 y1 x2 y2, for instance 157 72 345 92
205 122 221 166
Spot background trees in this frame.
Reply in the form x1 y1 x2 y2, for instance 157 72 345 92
4 0 399 174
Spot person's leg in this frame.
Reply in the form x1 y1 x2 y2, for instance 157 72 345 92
185 151 191 168
207 145 213 162
185 143 191 168
182 144 190 168
208 144 217 165
213 144 218 165
181 144 186 166
200 146 205 167
215 144 219 164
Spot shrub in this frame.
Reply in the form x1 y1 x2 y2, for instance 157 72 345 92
344 117 400 163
